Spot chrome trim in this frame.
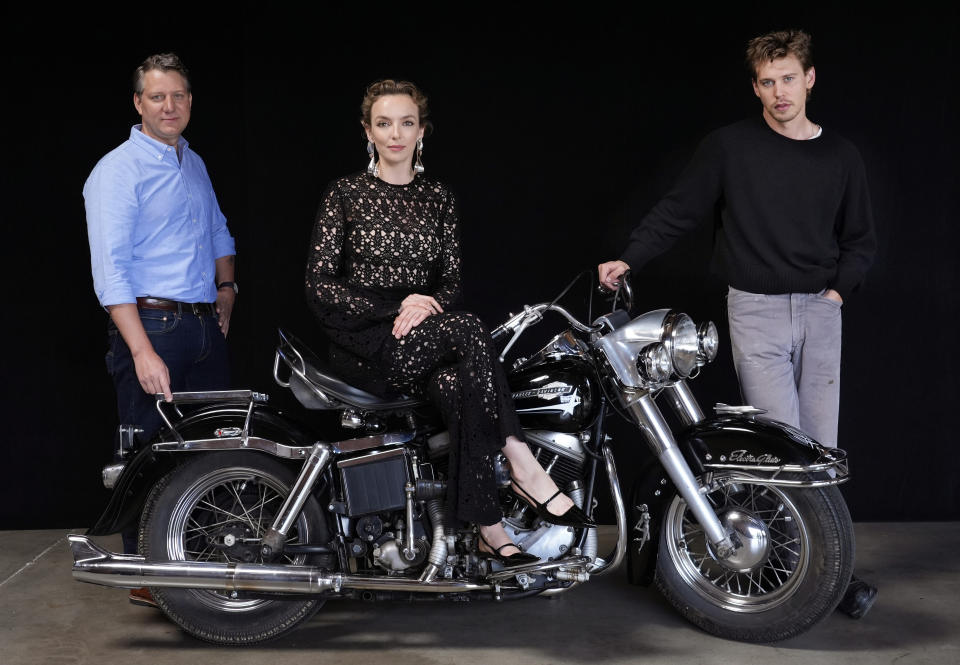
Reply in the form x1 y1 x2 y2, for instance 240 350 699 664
155 391 270 446
403 483 417 561
593 309 671 388
69 536 492 593
626 394 734 555
587 446 628 576
272 349 291 388
714 403 767 416
152 437 313 459
663 381 705 427
700 470 848 488
661 311 699 379
524 430 586 465
269 443 332 540
151 431 415 458
702 444 849 486
332 431 416 454
153 390 270 404
275 334 341 410
495 303 602 363
102 463 126 490
484 555 592 583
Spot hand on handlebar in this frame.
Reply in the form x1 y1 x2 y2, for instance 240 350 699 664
598 260 631 292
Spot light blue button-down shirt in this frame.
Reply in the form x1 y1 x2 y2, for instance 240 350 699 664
84 125 236 307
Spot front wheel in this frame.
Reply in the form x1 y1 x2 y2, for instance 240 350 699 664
139 451 333 645
655 473 854 642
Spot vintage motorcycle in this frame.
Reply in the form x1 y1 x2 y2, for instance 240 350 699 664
69 272 854 645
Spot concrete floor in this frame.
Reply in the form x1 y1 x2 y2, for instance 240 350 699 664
0 523 957 665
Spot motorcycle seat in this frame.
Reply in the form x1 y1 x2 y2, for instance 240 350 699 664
277 329 427 411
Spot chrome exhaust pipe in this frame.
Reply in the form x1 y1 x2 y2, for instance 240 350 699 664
69 536 491 594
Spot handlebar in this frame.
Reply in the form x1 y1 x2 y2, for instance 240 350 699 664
490 269 633 362
491 303 603 362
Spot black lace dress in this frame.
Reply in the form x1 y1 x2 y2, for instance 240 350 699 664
305 171 523 525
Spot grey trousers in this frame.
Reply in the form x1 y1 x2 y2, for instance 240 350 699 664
726 287 843 447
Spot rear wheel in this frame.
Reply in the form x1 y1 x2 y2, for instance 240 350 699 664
655 473 854 642
140 451 333 645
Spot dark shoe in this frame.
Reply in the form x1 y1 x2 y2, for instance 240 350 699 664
837 575 877 619
129 587 159 609
478 533 539 568
511 480 597 528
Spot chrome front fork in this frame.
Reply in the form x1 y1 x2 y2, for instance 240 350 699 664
625 383 736 559
261 442 332 557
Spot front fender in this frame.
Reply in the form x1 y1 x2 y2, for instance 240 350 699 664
626 415 833 586
87 402 316 536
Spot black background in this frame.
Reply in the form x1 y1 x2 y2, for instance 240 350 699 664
2 3 957 529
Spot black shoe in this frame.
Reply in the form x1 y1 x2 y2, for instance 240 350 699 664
478 533 539 568
837 575 877 619
511 480 597 528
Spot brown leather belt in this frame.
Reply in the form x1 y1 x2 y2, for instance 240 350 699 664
136 297 216 317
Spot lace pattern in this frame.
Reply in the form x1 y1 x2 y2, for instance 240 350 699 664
306 172 520 525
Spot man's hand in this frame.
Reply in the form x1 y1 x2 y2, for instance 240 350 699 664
392 294 442 339
215 288 236 336
822 288 843 304
598 260 631 291
108 303 173 401
133 347 173 401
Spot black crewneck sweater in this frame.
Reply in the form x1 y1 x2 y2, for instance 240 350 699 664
620 115 876 300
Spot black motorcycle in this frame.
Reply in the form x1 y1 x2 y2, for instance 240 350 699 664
70 273 854 645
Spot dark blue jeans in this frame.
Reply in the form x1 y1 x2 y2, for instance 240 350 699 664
105 306 229 552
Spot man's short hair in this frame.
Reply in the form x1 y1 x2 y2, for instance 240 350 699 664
133 53 191 96
745 30 813 80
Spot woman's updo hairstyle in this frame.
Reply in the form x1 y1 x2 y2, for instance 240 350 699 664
360 79 433 136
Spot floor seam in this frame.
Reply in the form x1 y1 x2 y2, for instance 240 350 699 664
0 534 70 591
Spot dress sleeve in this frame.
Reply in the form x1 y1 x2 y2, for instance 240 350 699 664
430 189 463 308
305 181 399 331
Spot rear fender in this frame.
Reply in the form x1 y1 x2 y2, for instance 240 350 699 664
86 403 316 536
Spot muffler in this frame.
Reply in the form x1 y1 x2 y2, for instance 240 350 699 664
69 535 491 594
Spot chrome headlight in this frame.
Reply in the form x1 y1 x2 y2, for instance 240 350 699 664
697 321 719 365
636 343 672 383
662 313 699 378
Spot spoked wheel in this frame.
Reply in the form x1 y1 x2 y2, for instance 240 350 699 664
140 451 333 645
655 473 854 642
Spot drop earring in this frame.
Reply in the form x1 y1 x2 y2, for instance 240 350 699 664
366 140 379 177
414 138 424 174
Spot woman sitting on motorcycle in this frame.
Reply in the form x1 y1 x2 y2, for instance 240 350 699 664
305 79 594 566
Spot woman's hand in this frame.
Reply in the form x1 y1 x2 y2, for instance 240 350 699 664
393 294 443 338
400 293 444 315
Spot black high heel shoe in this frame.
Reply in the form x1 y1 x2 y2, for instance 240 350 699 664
478 533 539 567
511 480 597 528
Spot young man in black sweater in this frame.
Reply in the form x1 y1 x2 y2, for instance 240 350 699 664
598 29 877 618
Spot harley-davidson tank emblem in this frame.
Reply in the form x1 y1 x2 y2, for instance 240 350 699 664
512 385 570 400
728 450 782 464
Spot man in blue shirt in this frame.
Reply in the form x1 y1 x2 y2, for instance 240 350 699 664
84 53 237 606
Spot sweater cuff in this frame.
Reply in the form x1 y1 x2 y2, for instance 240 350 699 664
829 272 858 303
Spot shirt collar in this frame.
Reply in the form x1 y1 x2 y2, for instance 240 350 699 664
129 124 189 160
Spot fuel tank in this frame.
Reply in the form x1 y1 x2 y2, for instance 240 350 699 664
507 330 598 432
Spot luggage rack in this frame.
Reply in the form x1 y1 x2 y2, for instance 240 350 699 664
153 390 269 446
